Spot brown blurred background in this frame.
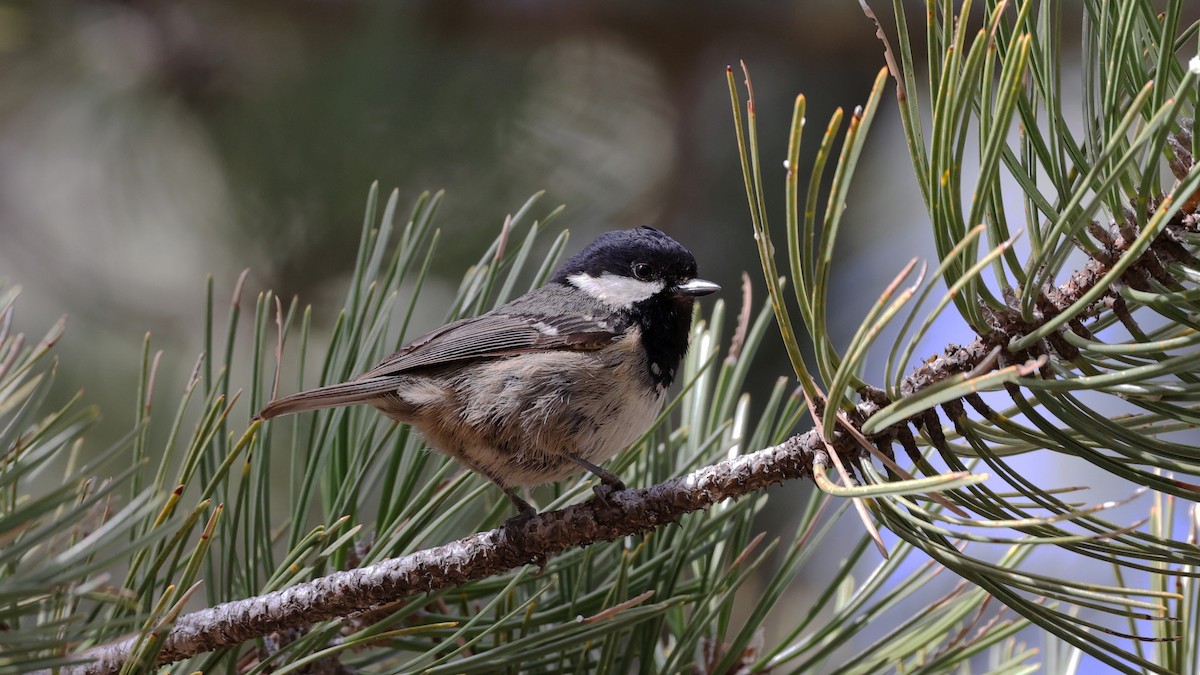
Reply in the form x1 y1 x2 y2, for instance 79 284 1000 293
0 0 914 427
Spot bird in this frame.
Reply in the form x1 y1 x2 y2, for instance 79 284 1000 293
256 226 719 518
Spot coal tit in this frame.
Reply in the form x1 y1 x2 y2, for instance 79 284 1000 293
256 226 719 517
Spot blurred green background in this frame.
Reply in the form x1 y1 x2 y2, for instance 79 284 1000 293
0 0 907 434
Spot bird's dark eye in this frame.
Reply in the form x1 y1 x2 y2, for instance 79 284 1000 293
632 262 653 280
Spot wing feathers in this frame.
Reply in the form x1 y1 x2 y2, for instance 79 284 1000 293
356 313 619 379
255 378 405 420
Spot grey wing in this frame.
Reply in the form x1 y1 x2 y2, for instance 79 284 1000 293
355 312 620 379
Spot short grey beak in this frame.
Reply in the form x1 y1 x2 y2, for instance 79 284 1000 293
674 278 721 297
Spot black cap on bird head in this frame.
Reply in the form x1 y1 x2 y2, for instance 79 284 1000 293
550 226 702 290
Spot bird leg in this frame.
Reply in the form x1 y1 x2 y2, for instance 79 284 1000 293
452 453 538 523
501 486 537 523
566 454 626 507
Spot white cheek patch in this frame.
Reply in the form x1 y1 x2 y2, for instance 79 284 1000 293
568 272 665 307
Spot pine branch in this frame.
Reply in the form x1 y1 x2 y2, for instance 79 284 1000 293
900 209 1200 395
53 432 825 674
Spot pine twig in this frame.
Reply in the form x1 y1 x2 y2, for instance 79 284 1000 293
52 432 826 674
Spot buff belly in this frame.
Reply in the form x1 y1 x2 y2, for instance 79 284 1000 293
401 332 665 488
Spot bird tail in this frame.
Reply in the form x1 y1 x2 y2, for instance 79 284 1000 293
255 378 404 420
